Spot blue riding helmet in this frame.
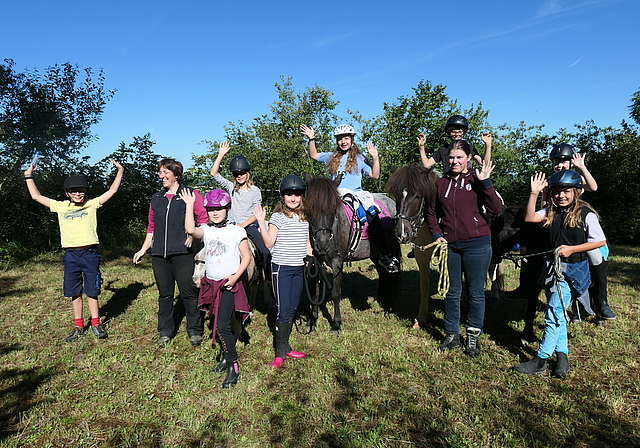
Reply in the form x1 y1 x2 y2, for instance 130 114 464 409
549 169 583 189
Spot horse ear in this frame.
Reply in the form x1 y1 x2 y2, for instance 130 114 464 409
334 173 344 187
390 166 398 174
304 173 313 183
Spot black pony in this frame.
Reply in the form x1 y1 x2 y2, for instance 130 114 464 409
304 174 401 334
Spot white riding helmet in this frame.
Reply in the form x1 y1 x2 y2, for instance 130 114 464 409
334 124 355 137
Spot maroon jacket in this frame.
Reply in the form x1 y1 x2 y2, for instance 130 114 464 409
427 170 504 244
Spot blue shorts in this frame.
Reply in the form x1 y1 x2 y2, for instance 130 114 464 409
62 247 102 298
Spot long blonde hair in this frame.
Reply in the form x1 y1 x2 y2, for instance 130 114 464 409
542 188 598 228
273 197 307 221
326 141 362 175
233 172 255 192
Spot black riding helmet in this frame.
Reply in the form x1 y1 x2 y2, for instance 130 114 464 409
229 155 251 172
549 143 575 160
444 115 469 132
63 175 89 191
279 174 306 195
549 169 583 189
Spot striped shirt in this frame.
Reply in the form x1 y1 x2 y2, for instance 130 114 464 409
269 212 309 266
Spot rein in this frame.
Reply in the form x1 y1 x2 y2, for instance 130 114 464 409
303 255 332 306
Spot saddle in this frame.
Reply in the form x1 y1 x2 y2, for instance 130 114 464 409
340 192 393 262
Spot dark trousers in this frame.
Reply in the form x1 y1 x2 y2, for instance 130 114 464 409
271 263 303 323
152 254 203 338
217 290 237 362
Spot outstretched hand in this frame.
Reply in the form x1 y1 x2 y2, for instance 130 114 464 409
572 153 586 170
476 159 495 180
481 132 492 145
110 159 124 170
366 142 379 158
530 172 547 194
417 133 427 147
253 204 266 222
179 189 196 205
299 124 315 140
218 141 231 157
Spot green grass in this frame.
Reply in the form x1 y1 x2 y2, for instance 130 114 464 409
0 246 638 447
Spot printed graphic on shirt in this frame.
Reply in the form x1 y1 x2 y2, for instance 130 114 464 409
64 209 89 220
206 239 229 265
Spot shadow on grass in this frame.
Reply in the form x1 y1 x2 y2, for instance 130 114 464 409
101 280 151 323
0 342 56 442
0 275 34 300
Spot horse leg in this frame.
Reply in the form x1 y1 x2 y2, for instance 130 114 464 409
412 246 433 328
330 265 343 335
489 261 505 301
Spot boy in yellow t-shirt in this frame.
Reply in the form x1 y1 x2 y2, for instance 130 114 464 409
24 160 124 341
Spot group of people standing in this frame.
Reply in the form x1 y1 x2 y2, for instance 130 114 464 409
23 113 614 387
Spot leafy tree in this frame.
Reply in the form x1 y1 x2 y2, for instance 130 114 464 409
188 77 342 207
629 87 640 126
357 80 490 191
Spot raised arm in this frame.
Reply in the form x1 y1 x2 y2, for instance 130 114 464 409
210 141 231 177
417 134 436 168
180 190 204 239
98 160 125 205
300 124 320 161
366 142 380 180
525 173 547 223
572 153 598 192
253 204 278 248
480 132 492 163
23 163 50 207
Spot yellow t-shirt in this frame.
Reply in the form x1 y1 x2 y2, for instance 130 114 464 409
49 198 102 248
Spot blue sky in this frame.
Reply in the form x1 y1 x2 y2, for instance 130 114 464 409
3 0 638 165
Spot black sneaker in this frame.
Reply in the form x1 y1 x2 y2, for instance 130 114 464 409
190 335 203 347
65 326 85 342
378 254 400 274
464 328 481 357
91 323 108 339
158 335 171 345
438 333 461 351
599 303 616 320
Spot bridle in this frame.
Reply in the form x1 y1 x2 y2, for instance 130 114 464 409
396 197 427 241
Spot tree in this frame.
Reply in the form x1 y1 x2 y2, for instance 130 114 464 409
630 87 640 126
357 80 490 191
0 59 115 187
188 77 342 207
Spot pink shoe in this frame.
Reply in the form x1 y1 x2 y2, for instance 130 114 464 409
286 351 306 359
270 357 285 368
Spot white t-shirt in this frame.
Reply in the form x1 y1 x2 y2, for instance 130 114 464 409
201 224 247 281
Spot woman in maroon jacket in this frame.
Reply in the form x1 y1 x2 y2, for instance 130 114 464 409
427 140 503 356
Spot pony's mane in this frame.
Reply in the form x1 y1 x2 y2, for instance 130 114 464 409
305 176 342 221
386 165 438 204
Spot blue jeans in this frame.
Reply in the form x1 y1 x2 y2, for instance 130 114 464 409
271 263 303 323
538 279 570 358
444 243 492 334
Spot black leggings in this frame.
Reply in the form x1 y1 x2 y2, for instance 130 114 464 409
217 290 237 363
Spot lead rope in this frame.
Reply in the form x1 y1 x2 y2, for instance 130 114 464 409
410 240 449 297
552 247 570 323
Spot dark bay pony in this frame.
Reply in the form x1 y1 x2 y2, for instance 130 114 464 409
385 165 439 328
304 174 401 334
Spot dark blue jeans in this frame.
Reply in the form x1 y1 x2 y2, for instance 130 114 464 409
444 243 492 334
271 263 303 323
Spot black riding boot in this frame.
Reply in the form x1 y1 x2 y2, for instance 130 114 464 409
270 321 289 368
590 261 616 320
553 352 570 378
222 361 239 388
367 213 399 273
513 355 547 375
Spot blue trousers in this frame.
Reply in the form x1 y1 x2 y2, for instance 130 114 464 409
538 279 570 358
444 243 492 334
271 263 303 323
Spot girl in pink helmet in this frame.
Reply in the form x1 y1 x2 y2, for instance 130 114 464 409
181 188 251 388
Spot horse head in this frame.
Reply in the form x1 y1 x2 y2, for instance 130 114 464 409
304 174 342 256
386 165 438 244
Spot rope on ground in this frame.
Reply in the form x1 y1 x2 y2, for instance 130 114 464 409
411 240 449 297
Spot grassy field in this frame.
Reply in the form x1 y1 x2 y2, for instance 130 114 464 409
0 245 638 448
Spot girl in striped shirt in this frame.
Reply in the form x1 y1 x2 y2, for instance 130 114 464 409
253 175 312 369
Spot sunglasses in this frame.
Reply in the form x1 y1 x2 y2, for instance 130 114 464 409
232 171 248 177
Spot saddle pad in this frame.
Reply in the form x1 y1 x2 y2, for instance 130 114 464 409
342 199 393 240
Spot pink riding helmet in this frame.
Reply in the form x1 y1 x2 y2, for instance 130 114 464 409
203 189 231 208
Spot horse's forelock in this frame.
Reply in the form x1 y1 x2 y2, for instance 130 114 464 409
386 165 437 204
305 176 341 221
